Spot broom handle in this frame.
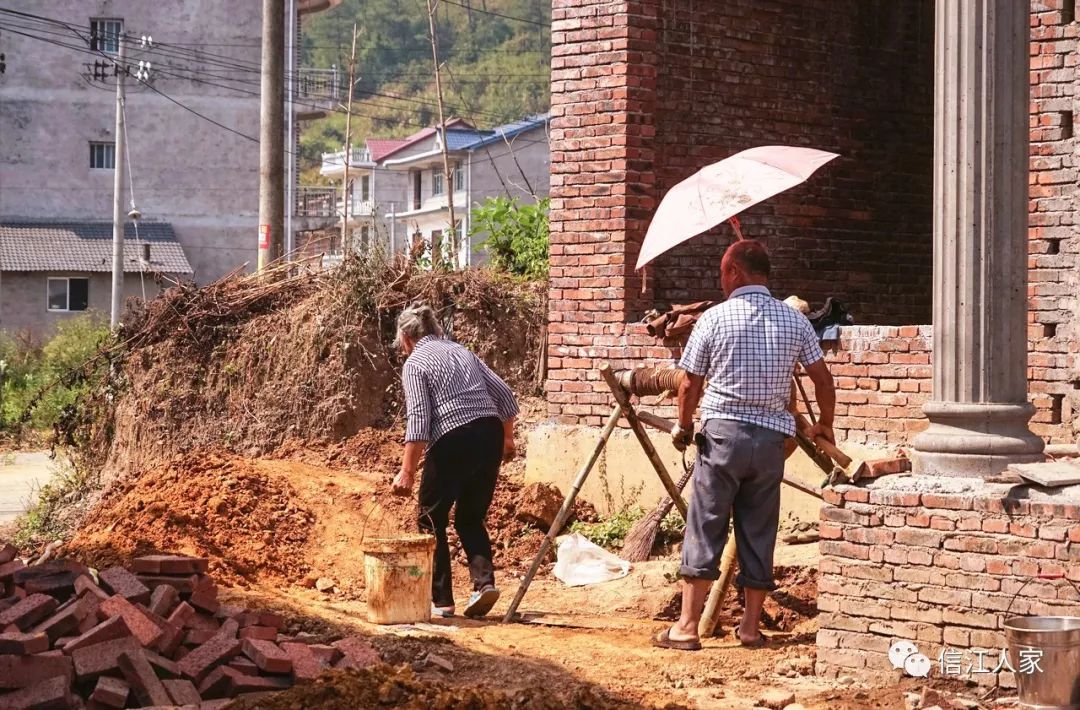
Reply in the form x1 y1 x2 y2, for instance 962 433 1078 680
502 404 622 623
648 460 693 520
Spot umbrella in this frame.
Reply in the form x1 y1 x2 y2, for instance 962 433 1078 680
635 145 839 270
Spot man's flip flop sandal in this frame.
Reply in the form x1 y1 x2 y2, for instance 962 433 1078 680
652 627 702 651
735 631 767 648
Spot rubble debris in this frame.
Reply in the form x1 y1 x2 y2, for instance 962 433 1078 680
758 688 796 709
0 545 384 708
515 482 564 529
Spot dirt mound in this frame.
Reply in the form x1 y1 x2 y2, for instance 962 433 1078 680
65 440 590 591
655 565 818 633
64 259 545 491
66 453 314 585
228 665 643 710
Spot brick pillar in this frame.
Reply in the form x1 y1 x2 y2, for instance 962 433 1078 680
910 0 1044 476
546 0 661 423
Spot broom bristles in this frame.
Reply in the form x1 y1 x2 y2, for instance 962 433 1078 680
621 506 666 562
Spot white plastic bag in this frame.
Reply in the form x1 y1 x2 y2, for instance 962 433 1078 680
552 532 630 587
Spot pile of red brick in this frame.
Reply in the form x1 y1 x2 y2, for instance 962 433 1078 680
0 544 379 709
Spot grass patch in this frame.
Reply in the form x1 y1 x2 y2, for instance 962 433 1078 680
11 457 98 549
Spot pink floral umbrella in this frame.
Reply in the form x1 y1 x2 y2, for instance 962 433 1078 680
635 145 839 270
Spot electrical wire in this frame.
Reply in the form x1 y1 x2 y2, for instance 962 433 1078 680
120 96 147 301
439 0 549 28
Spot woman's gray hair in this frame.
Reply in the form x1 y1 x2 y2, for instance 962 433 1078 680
395 304 443 348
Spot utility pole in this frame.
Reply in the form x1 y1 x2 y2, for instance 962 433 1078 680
284 0 296 259
110 33 127 328
427 0 457 268
340 24 358 253
258 0 286 272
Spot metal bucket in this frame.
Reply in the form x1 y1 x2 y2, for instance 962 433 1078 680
1004 616 1080 710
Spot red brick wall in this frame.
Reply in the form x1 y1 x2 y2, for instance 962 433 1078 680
1027 2 1079 445
548 0 1080 445
645 1 934 326
816 479 1080 685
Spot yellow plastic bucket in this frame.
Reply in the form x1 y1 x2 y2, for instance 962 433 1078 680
361 534 436 624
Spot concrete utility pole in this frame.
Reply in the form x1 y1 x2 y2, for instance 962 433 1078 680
284 0 296 259
110 34 127 328
427 0 458 268
340 24 358 253
258 0 286 272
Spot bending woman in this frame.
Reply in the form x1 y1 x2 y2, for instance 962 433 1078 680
392 304 519 619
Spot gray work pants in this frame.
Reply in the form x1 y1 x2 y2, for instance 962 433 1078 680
679 418 786 590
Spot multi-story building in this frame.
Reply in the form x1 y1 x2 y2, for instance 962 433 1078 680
0 0 339 338
316 114 550 266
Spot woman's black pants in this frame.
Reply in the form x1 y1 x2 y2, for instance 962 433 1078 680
418 416 502 608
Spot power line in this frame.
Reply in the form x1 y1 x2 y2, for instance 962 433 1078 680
440 0 548 28
0 17 273 150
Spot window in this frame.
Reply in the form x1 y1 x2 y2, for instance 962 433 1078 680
452 164 464 192
90 19 123 54
360 175 371 202
360 225 371 251
432 170 444 196
90 142 115 169
47 277 89 312
412 170 422 209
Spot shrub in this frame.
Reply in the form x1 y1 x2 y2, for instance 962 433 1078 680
0 315 110 431
470 196 549 279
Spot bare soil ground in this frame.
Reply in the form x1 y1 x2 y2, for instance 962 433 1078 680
60 439 936 708
37 267 972 707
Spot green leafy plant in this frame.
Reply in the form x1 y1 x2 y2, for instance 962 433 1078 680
0 315 109 431
569 507 645 550
470 196 549 279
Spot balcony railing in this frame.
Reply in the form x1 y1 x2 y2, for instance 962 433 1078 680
320 147 373 174
296 67 343 104
294 186 337 218
294 187 406 219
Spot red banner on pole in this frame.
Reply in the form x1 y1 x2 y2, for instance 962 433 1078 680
258 224 270 249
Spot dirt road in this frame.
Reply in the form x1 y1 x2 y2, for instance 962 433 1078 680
0 450 54 524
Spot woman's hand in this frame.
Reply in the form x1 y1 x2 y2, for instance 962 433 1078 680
502 436 517 463
392 468 415 496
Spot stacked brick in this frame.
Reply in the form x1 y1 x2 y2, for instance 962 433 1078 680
820 327 932 447
0 545 379 709
1027 1 1079 443
815 479 1080 686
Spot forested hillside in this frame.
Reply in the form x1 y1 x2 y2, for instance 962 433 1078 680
299 0 551 181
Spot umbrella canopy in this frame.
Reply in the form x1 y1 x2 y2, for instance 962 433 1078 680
635 145 839 270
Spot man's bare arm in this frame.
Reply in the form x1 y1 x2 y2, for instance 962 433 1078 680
677 372 706 429
803 359 836 444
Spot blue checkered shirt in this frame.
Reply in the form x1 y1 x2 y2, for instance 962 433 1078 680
678 285 824 437
402 335 519 446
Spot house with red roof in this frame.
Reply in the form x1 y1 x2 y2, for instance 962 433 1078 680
317 114 549 266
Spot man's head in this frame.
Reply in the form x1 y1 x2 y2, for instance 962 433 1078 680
720 239 771 296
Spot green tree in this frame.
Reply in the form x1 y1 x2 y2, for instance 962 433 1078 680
470 196 549 279
297 0 551 180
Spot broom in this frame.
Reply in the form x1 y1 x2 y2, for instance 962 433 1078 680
621 455 693 562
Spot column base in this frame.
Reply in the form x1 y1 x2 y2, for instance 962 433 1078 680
910 401 1044 477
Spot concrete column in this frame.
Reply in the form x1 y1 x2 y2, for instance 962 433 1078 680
911 0 1044 476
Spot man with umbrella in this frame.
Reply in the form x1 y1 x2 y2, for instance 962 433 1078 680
652 239 837 651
